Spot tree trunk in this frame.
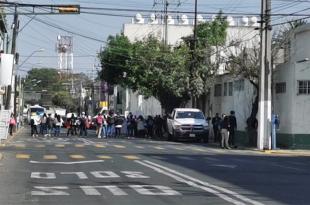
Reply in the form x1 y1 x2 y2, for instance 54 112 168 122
246 83 259 147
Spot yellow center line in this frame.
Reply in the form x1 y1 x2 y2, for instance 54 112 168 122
55 144 65 148
0 153 3 160
44 155 58 160
0 144 6 148
75 144 85 148
16 154 30 159
123 155 140 160
97 155 112 159
113 145 125 149
95 144 106 148
70 155 85 159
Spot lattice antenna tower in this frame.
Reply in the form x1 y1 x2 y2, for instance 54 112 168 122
56 35 74 74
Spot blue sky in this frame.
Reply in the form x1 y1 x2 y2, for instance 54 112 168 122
4 0 309 77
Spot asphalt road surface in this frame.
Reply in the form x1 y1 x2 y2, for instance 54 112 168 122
0 128 310 205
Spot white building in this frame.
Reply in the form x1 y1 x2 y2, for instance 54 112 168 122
114 14 259 118
273 24 310 148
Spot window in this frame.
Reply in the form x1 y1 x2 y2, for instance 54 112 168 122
228 82 233 96
275 82 286 94
214 84 222 97
234 79 244 91
223 82 227 96
176 111 205 119
298 80 310 95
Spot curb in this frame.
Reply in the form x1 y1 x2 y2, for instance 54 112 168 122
260 149 310 156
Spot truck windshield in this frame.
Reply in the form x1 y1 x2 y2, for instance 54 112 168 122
176 111 205 119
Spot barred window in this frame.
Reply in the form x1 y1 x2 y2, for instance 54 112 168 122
234 79 244 91
224 82 227 96
298 80 310 95
275 82 286 94
228 82 233 96
214 84 222 97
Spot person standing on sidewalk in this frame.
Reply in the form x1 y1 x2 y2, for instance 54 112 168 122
229 110 237 147
220 114 231 149
212 113 222 143
8 113 16 136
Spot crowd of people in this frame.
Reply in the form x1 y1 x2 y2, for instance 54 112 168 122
26 110 167 139
25 109 238 148
95 111 166 139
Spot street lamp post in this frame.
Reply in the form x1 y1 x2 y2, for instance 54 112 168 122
14 48 44 118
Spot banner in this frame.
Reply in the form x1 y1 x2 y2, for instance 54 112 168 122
0 54 14 86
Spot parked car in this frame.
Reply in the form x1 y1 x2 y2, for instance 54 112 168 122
167 108 209 142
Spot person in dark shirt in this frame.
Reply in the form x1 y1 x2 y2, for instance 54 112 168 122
229 110 237 147
212 113 222 143
220 114 231 149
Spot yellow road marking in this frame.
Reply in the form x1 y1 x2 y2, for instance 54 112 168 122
154 146 165 150
16 154 30 159
35 144 45 148
70 155 85 159
123 155 140 160
15 144 26 148
95 144 106 148
0 153 3 160
0 144 6 148
75 144 85 148
44 155 58 160
114 145 125 149
55 144 65 148
97 155 112 159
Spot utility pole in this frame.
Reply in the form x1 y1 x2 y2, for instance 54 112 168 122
257 0 272 150
5 5 19 111
164 0 169 45
190 0 198 107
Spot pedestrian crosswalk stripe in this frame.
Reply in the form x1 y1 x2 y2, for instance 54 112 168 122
153 146 165 150
75 144 85 148
35 144 45 148
135 146 144 149
123 155 140 160
95 144 105 148
172 147 185 151
192 148 206 152
44 155 58 160
15 144 26 148
97 155 112 159
16 154 30 159
55 144 65 148
114 145 125 149
70 155 85 159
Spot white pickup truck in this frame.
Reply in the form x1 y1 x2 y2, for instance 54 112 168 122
167 108 209 142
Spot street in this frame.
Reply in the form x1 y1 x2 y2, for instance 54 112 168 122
0 128 309 205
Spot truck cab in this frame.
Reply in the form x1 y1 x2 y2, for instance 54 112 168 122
167 108 208 142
